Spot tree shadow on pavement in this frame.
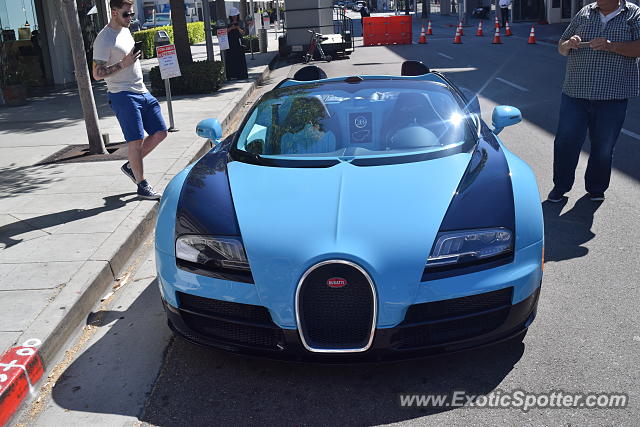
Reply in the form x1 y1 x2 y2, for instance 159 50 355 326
0 193 137 249
0 164 63 199
0 85 114 134
49 280 525 425
542 195 602 263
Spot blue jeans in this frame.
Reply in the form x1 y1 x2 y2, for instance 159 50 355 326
553 94 628 195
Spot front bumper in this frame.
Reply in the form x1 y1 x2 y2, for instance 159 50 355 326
163 285 540 363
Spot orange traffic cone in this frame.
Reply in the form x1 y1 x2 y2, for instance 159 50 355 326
492 27 502 44
453 26 462 44
427 20 433 35
419 25 427 44
528 25 537 44
458 22 464 36
476 21 483 36
495 15 500 29
505 21 512 36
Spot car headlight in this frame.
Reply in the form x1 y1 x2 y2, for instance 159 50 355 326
426 228 513 269
175 235 250 271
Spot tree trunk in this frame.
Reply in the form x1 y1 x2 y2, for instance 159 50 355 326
170 0 193 66
60 0 105 154
240 0 247 23
215 0 227 25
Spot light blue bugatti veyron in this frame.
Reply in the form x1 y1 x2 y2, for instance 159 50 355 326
155 62 544 361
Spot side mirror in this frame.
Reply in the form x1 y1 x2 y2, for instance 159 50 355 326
492 106 522 135
196 118 223 144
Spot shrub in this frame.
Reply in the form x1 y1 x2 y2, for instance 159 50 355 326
242 35 259 53
149 60 224 96
186 22 205 45
133 22 206 58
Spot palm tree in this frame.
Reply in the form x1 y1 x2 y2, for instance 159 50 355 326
170 0 192 65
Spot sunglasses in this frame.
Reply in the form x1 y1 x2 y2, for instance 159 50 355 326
121 11 135 18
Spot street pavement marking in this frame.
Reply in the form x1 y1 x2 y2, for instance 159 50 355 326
435 67 478 73
495 77 529 92
621 129 640 141
438 52 454 59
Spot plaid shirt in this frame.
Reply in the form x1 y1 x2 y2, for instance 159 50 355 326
561 2 640 100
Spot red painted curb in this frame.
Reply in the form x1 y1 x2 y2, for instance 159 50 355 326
0 343 44 427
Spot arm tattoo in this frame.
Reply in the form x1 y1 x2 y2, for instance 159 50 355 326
94 59 122 78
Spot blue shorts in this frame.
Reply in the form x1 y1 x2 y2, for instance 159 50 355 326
108 91 167 142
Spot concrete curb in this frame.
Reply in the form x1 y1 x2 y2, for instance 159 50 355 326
2 53 278 426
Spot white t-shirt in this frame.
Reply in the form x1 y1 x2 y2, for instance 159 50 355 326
93 25 147 94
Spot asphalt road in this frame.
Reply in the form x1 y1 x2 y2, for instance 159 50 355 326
19 34 640 426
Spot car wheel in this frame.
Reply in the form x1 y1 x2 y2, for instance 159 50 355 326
325 55 332 62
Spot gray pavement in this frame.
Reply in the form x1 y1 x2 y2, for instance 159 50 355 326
0 34 280 367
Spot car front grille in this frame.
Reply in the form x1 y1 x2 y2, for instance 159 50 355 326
297 261 376 351
177 292 283 350
392 287 513 350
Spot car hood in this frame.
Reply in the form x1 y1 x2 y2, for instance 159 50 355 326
227 153 472 327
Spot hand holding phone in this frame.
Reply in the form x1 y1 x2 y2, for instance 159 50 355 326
133 41 143 56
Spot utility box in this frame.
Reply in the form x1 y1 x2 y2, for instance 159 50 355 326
284 0 333 47
154 30 171 48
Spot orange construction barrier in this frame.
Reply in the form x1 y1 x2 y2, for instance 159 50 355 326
453 26 462 44
505 21 512 36
476 21 483 36
363 15 412 46
528 25 537 44
418 25 427 44
492 27 502 44
427 20 433 35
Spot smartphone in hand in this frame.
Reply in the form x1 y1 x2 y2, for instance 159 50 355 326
133 41 143 56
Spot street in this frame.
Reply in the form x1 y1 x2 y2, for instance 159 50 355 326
16 26 640 426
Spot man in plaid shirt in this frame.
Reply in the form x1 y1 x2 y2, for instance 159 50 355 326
548 0 640 203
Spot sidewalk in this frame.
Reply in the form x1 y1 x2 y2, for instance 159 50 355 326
0 31 280 415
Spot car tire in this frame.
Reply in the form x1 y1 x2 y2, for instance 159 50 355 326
325 55 332 62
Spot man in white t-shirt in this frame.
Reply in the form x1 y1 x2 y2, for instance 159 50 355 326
92 0 167 200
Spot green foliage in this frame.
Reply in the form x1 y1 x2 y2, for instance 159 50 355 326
242 35 259 52
186 22 205 45
133 22 206 59
149 60 225 96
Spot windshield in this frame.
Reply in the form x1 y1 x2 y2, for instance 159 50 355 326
235 80 476 162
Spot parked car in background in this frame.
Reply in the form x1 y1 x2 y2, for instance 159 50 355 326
142 12 172 29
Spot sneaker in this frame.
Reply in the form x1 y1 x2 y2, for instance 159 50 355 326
137 180 161 200
121 162 136 184
588 192 605 202
546 188 566 203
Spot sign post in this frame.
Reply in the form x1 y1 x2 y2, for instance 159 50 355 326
156 44 181 132
216 20 228 81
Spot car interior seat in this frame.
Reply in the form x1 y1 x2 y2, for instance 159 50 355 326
384 92 442 149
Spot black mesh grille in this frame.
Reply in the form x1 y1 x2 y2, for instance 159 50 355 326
177 292 282 350
392 288 513 350
298 263 374 350
181 312 283 349
178 292 272 323
402 287 513 324
393 308 510 349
